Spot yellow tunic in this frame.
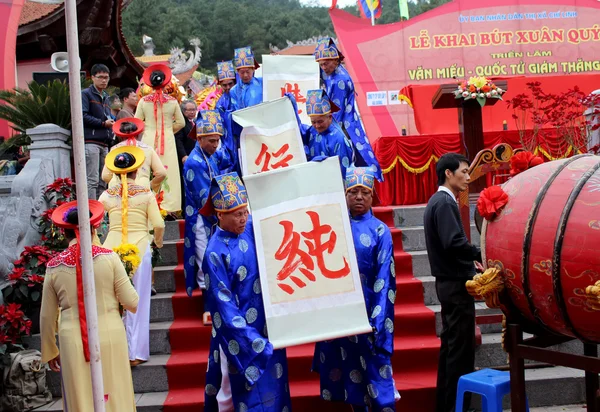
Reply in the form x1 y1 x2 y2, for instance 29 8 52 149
101 139 167 193
40 241 139 412
99 181 165 256
135 94 185 212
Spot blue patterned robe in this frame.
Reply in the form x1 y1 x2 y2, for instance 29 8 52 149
216 92 232 113
183 143 235 296
202 218 291 412
322 65 383 181
313 210 397 411
304 121 354 181
230 77 263 111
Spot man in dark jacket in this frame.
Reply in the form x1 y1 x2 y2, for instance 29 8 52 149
423 153 482 412
82 64 113 200
175 100 197 211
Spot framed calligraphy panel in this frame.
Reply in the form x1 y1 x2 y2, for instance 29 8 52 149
262 55 320 124
233 97 307 176
245 158 372 349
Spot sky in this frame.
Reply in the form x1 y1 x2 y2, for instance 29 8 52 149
299 0 356 7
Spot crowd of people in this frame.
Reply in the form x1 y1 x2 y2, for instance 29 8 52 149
39 37 482 412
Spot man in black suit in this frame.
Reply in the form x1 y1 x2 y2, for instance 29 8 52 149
424 153 483 412
175 100 198 212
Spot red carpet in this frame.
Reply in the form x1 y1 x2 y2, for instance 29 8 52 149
163 208 439 411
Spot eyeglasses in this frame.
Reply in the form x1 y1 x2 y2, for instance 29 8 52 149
94 75 110 80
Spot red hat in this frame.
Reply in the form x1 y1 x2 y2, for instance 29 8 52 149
52 200 105 230
113 117 145 139
142 64 172 90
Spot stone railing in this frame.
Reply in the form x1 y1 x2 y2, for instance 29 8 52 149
0 124 71 296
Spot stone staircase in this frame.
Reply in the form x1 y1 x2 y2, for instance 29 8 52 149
31 204 594 411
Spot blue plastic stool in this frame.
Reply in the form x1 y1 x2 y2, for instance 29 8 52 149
455 368 530 412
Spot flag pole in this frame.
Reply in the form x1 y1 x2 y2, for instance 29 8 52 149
369 2 375 26
64 0 106 409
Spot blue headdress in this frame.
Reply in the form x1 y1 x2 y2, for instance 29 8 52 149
314 37 344 62
210 172 248 212
306 90 339 117
233 46 259 70
217 61 236 82
196 110 224 137
345 166 375 192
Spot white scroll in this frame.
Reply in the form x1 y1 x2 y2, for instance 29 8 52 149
261 55 320 124
244 158 372 349
233 97 307 177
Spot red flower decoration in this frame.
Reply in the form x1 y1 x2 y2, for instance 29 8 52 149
510 151 544 177
477 186 509 221
7 267 27 284
27 275 45 286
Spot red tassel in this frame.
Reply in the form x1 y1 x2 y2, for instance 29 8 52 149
75 232 90 362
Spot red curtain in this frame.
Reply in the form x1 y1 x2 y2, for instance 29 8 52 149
374 129 581 206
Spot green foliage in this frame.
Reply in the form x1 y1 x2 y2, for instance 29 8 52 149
122 0 451 71
0 80 71 155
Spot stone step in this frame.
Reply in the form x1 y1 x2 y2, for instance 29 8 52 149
429 302 504 335
154 265 177 293
34 392 168 411
401 223 480 252
391 204 427 228
163 220 182 242
158 240 180 266
409 250 430 277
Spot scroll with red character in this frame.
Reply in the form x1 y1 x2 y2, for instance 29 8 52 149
262 54 320 124
233 97 307 176
244 157 372 349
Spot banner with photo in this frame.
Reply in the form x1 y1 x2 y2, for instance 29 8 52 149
244 158 372 349
232 97 307 176
261 55 320 125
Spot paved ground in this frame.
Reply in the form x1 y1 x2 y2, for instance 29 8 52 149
508 406 587 411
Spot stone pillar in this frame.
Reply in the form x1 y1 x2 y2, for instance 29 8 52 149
27 123 72 179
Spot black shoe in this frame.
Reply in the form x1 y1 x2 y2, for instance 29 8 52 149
151 286 157 296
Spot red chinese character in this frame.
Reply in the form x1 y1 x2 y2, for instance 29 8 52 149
281 83 306 114
254 143 294 172
275 211 350 295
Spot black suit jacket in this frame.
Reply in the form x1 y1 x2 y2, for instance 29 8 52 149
175 118 196 163
423 190 481 279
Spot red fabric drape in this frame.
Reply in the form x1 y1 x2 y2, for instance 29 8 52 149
374 129 581 206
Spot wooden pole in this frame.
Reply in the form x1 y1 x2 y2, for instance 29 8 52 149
64 0 106 409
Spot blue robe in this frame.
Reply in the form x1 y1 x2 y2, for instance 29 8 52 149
230 77 263 111
304 121 354 181
313 210 397 411
202 218 291 412
183 143 235 296
216 92 232 113
323 65 383 181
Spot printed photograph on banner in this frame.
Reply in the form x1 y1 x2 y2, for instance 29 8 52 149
243 127 306 175
260 203 355 304
388 90 403 105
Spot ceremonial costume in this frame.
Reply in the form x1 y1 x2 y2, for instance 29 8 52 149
202 173 291 412
315 38 382 181
216 61 235 113
102 117 167 192
135 64 186 212
183 110 235 295
99 147 165 364
40 201 138 412
230 47 263 110
314 167 398 411
304 89 354 179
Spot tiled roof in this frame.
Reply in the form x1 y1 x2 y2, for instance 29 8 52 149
137 55 171 64
19 1 61 27
275 45 315 56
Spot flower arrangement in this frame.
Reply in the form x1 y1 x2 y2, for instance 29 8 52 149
509 151 544 177
455 76 505 107
113 243 141 278
0 303 32 364
156 190 167 220
476 185 509 221
37 177 77 251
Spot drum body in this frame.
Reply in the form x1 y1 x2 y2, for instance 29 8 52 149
484 155 600 342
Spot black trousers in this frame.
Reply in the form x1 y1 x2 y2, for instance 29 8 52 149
435 277 476 412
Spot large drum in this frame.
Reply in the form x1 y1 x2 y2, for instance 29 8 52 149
483 154 600 343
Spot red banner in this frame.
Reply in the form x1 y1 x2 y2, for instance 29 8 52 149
330 0 600 138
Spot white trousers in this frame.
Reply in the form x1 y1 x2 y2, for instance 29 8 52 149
195 216 209 289
217 345 234 411
123 244 152 361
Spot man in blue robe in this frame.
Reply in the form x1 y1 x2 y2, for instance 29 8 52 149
313 166 399 412
314 37 383 181
216 60 236 113
182 110 235 297
202 172 291 412
230 46 263 111
303 89 354 180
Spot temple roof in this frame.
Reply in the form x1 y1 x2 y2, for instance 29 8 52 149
19 1 61 27
270 36 337 56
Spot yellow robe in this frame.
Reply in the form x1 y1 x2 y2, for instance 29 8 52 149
99 180 165 256
40 241 139 412
101 139 167 193
135 94 185 212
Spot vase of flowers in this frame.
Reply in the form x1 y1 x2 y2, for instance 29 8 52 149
455 76 505 107
113 243 141 279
